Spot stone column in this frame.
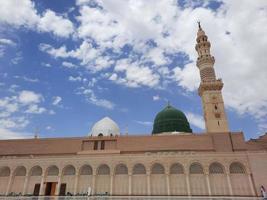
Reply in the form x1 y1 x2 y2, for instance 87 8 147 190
39 174 45 195
22 172 30 195
226 173 233 195
5 171 13 196
55 172 62 195
110 174 114 195
128 173 132 195
147 171 151 195
186 173 191 196
166 172 170 195
73 173 79 195
92 174 96 195
205 173 211 196
248 174 256 196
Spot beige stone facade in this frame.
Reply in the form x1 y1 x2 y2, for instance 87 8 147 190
0 133 266 196
0 24 266 197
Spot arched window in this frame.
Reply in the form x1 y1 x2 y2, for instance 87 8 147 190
133 164 146 175
97 164 110 175
80 165 92 175
170 163 184 174
14 166 26 176
30 166 42 176
0 167 10 177
151 163 165 174
189 163 204 174
115 164 128 175
230 162 246 174
47 165 59 176
209 162 224 174
63 165 75 176
98 133 103 137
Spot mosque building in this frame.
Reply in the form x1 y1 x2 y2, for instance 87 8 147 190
0 24 266 197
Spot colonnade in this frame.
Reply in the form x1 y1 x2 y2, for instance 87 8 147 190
0 161 255 196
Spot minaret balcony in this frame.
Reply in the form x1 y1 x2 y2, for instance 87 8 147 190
198 79 224 96
197 56 215 67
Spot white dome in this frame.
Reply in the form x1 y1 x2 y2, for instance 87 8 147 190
90 117 120 137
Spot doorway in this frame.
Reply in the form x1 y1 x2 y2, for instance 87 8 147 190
59 183 66 196
33 184 40 196
45 182 57 195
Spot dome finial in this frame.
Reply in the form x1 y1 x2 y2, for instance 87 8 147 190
197 21 201 29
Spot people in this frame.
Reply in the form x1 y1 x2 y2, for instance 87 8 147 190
261 185 267 199
87 186 91 196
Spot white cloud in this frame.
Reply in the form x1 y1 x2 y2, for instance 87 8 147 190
82 89 115 110
41 62 51 67
186 112 205 130
135 120 153 126
62 61 76 68
52 96 62 106
0 128 31 139
0 0 39 28
109 73 117 81
0 38 16 46
38 10 74 38
14 75 39 83
0 0 74 38
0 89 52 139
113 59 160 88
172 63 200 92
25 104 46 114
18 90 43 105
153 95 160 101
69 76 82 82
0 117 29 129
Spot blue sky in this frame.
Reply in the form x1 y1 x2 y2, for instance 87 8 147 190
0 0 267 140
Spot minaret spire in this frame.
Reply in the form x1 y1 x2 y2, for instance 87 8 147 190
195 23 229 133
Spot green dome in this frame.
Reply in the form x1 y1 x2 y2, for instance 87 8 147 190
152 104 192 134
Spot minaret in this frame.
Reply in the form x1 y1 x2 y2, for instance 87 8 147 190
195 22 229 133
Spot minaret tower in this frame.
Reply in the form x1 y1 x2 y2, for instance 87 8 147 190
195 22 229 133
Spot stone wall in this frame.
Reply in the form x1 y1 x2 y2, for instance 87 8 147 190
0 151 260 196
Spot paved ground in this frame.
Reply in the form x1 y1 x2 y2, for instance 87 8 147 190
0 196 263 200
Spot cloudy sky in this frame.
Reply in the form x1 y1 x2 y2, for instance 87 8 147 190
0 0 267 140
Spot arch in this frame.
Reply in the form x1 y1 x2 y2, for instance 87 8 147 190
30 166 42 176
98 133 103 137
230 162 246 174
115 164 128 175
132 163 146 175
169 163 187 195
80 165 92 175
10 166 26 194
151 163 165 174
189 162 204 174
97 164 110 175
113 164 129 195
96 164 110 194
62 165 75 176
170 163 184 174
132 164 147 195
209 162 224 174
150 163 167 195
46 165 59 176
0 166 10 177
14 166 26 176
